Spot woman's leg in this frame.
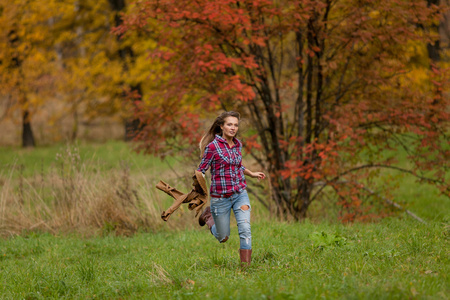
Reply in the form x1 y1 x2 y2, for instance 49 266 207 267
232 190 252 250
210 198 232 243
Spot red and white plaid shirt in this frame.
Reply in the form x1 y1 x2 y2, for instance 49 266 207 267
197 135 247 197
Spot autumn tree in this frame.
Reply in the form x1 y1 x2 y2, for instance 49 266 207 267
0 0 59 147
50 0 158 142
118 0 450 221
49 0 131 141
108 0 144 141
0 0 158 145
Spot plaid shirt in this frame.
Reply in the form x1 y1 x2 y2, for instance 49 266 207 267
197 135 246 197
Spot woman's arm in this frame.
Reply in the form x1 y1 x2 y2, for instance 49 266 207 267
244 168 266 180
198 144 214 174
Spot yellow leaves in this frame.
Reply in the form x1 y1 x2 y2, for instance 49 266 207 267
0 0 138 123
54 31 78 45
368 10 380 20
404 40 429 66
128 55 155 84
401 68 429 90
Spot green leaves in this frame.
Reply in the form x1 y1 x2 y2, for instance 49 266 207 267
309 231 348 249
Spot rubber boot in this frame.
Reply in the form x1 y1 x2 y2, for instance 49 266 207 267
239 249 252 269
198 206 214 231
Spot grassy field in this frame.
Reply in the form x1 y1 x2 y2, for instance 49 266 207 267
1 140 447 224
0 141 449 299
0 219 448 299
0 141 201 236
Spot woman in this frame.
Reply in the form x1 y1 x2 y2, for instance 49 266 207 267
197 111 265 267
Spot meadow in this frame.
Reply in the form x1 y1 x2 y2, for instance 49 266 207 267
0 141 449 299
0 219 448 299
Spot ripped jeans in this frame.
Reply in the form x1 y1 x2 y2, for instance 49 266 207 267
210 190 252 250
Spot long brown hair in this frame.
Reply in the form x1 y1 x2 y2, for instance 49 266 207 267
199 111 241 157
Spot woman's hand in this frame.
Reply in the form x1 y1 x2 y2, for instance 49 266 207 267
244 168 266 180
250 171 266 180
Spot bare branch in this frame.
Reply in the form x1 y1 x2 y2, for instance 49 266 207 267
338 163 447 186
314 180 427 223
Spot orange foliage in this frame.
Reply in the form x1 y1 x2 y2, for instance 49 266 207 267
119 1 450 220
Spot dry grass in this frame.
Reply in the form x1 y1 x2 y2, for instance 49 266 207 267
147 263 174 286
0 145 199 237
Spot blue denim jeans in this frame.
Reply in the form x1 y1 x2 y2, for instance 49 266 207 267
210 190 252 250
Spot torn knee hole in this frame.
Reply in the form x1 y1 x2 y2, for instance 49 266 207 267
220 236 229 243
241 205 249 211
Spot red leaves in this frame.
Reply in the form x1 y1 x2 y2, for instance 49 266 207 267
244 134 262 152
221 75 255 101
117 0 449 222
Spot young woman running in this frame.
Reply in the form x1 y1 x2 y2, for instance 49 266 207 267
197 111 265 267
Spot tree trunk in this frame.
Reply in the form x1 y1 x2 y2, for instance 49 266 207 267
71 107 78 142
427 0 441 62
9 28 35 148
124 110 141 141
22 109 35 148
296 181 313 219
108 0 142 141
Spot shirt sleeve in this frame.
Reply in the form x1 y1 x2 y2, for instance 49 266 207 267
239 141 245 171
197 144 214 174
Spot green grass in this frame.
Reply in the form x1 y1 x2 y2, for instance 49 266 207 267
0 218 448 299
0 140 179 178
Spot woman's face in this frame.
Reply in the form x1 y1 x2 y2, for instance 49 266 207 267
221 116 239 139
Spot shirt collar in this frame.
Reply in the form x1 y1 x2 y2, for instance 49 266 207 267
215 134 240 147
